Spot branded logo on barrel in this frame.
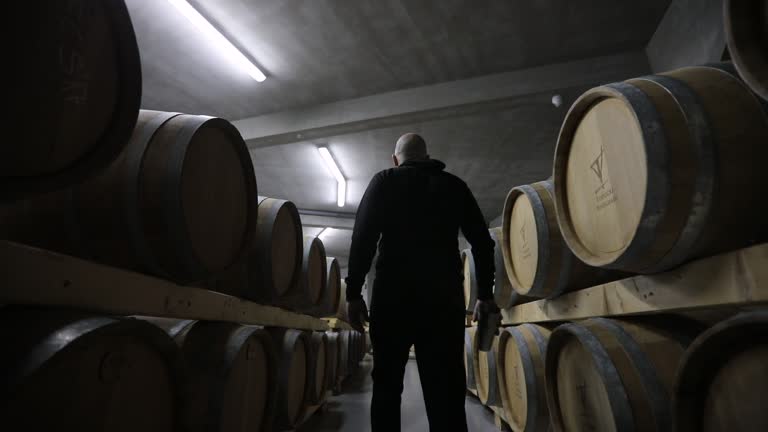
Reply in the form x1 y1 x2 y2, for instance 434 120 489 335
519 220 532 260
591 146 617 210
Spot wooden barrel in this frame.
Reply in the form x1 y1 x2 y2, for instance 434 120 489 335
266 328 309 429
4 0 141 199
278 236 327 315
471 330 501 406
0 308 182 431
324 332 339 392
491 227 532 307
545 318 700 431
462 249 478 313
321 257 342 317
497 324 552 432
465 327 477 390
248 197 303 303
675 311 768 432
0 110 258 284
554 64 768 273
306 332 327 405
502 180 624 298
725 0 768 100
145 319 276 432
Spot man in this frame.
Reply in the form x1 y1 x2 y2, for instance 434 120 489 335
345 133 496 432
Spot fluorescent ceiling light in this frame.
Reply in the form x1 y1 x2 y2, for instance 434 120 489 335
167 0 266 82
318 147 346 207
318 227 332 240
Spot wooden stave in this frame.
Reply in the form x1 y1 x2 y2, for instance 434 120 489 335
249 196 303 304
152 320 277 432
265 328 309 429
502 180 621 298
497 324 551 432
465 328 477 390
0 110 258 285
0 308 184 431
3 0 142 200
306 331 328 405
490 227 533 308
461 248 478 313
674 311 768 432
554 64 768 273
724 0 768 101
545 318 697 432
337 330 351 381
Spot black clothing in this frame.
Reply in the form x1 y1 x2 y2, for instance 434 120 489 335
370 307 467 432
346 158 494 432
345 158 495 307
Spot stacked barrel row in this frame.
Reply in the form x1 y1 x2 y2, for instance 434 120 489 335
457 62 768 313
464 53 768 431
0 307 366 432
0 108 341 316
465 312 767 431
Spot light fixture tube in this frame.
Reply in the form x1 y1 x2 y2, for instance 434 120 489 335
167 0 267 82
318 147 346 207
318 227 332 240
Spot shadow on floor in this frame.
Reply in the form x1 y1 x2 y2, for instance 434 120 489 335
298 356 500 432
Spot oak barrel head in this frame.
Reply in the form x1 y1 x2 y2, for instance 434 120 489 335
3 0 141 199
675 311 768 432
0 308 182 432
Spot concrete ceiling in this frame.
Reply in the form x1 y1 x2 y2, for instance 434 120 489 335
128 0 670 119
126 0 673 270
251 92 579 218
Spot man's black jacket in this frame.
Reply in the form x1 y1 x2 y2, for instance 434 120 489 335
345 158 495 313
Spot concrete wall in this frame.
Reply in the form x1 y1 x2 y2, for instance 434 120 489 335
646 0 726 72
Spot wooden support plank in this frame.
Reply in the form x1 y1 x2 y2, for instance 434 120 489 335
502 243 768 324
0 241 328 331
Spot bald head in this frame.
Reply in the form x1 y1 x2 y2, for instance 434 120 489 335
393 133 429 165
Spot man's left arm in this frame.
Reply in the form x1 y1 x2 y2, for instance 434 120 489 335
346 173 385 307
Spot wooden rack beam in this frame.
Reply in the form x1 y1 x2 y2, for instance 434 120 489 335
502 243 768 324
0 241 329 331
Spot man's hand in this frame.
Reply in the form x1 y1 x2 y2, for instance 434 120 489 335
347 298 369 333
472 299 500 324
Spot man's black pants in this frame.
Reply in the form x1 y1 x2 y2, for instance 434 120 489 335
369 306 468 432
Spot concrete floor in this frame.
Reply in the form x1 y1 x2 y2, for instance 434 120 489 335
299 355 500 432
